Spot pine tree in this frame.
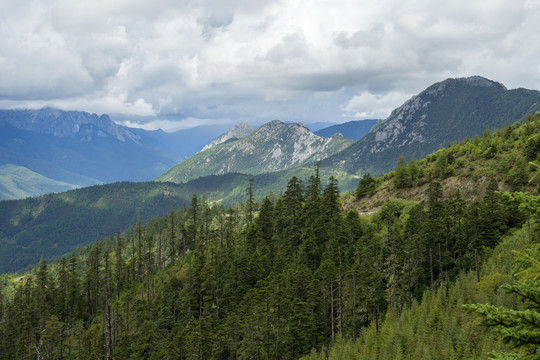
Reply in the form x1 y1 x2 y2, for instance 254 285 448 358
394 155 410 188
425 182 445 290
168 209 177 263
115 231 126 294
408 155 419 181
480 178 503 248
247 178 255 224
356 172 376 198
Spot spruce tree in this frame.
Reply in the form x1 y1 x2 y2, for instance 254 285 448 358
356 172 376 198
394 154 410 188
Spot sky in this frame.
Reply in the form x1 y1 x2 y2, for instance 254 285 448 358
1 0 540 132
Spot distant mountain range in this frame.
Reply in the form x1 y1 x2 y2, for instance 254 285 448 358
314 119 378 140
0 108 368 200
0 108 183 198
0 109 234 200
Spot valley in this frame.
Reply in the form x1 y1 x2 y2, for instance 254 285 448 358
0 76 539 359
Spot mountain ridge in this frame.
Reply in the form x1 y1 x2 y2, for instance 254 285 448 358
324 76 540 175
0 107 140 143
0 108 185 199
157 120 355 183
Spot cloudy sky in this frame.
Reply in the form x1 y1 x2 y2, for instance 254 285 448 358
1 0 540 131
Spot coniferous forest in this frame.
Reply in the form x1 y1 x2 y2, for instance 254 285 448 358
0 114 540 359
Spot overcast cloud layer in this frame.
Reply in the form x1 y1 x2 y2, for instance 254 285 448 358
1 0 540 131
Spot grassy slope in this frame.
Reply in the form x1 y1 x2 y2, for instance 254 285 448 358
0 164 79 200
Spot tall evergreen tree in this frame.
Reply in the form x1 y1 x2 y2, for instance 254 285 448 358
394 154 410 188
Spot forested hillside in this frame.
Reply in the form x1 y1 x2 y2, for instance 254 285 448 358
351 112 540 212
0 113 538 359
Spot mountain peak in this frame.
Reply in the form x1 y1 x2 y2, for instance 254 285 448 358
369 76 513 151
327 76 540 175
423 76 507 99
460 76 506 89
201 122 253 151
157 119 354 183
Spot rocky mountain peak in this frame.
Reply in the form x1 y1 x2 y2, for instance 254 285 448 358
157 119 354 183
201 122 253 151
326 75 540 177
366 76 512 154
461 76 506 89
253 120 313 140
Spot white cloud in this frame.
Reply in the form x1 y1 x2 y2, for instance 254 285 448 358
121 117 233 132
1 0 540 128
342 92 412 119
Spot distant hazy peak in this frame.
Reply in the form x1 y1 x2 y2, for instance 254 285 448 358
0 107 140 143
201 122 253 151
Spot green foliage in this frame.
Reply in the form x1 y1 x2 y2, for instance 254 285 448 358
303 222 536 360
356 172 377 198
394 154 411 188
357 111 540 197
0 181 192 273
464 281 540 356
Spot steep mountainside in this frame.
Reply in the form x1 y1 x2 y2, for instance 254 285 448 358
157 120 354 183
315 119 377 140
0 108 182 199
201 122 253 151
325 76 540 175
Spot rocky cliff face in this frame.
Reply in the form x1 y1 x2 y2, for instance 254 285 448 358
157 120 354 183
201 122 253 151
366 76 507 154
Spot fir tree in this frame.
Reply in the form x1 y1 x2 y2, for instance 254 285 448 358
394 154 410 188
